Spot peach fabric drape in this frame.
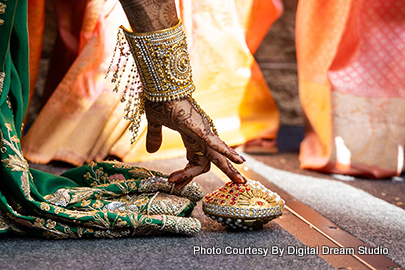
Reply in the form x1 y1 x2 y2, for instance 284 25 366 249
22 0 282 166
297 0 405 178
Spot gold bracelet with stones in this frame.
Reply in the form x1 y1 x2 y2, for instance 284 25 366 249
106 19 218 144
122 19 194 102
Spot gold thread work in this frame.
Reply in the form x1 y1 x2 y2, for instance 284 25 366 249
0 72 5 95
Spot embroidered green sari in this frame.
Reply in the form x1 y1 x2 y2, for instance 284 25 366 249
0 0 202 238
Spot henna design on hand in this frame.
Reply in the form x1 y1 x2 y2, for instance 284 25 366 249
145 97 246 189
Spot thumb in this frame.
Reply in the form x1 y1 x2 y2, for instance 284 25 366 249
146 120 163 153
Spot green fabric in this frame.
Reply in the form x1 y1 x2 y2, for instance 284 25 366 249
0 0 201 238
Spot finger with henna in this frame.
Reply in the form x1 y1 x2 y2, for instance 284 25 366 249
146 121 163 153
206 148 246 184
169 159 210 189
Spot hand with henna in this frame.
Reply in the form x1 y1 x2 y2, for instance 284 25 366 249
118 0 246 188
145 98 247 189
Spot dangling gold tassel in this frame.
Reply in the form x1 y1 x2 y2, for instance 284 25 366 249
106 28 146 144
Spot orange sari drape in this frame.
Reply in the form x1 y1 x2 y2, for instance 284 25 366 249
22 0 282 166
296 0 405 178
27 0 45 115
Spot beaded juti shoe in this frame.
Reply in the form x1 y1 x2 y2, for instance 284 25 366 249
203 180 285 230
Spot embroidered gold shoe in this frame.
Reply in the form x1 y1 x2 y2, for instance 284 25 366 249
203 180 285 230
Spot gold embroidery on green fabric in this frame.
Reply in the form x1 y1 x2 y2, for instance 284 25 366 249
104 160 133 170
0 134 200 237
84 162 110 186
70 187 112 204
37 200 100 220
0 72 5 94
39 202 53 212
129 214 160 236
0 3 6 14
138 176 204 203
161 215 201 235
63 209 98 219
31 217 81 239
30 207 113 238
1 125 33 200
101 191 191 217
44 189 70 207
128 167 155 179
84 162 138 192
105 193 150 214
6 97 12 110
147 192 189 216
45 179 138 208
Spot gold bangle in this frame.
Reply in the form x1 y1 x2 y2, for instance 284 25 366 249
121 20 195 102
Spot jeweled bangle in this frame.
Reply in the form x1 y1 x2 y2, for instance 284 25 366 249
121 20 195 102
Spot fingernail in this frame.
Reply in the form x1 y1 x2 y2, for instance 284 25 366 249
241 155 246 162
237 173 247 183
231 173 245 183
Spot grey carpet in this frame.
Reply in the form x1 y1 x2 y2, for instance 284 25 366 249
245 155 405 268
